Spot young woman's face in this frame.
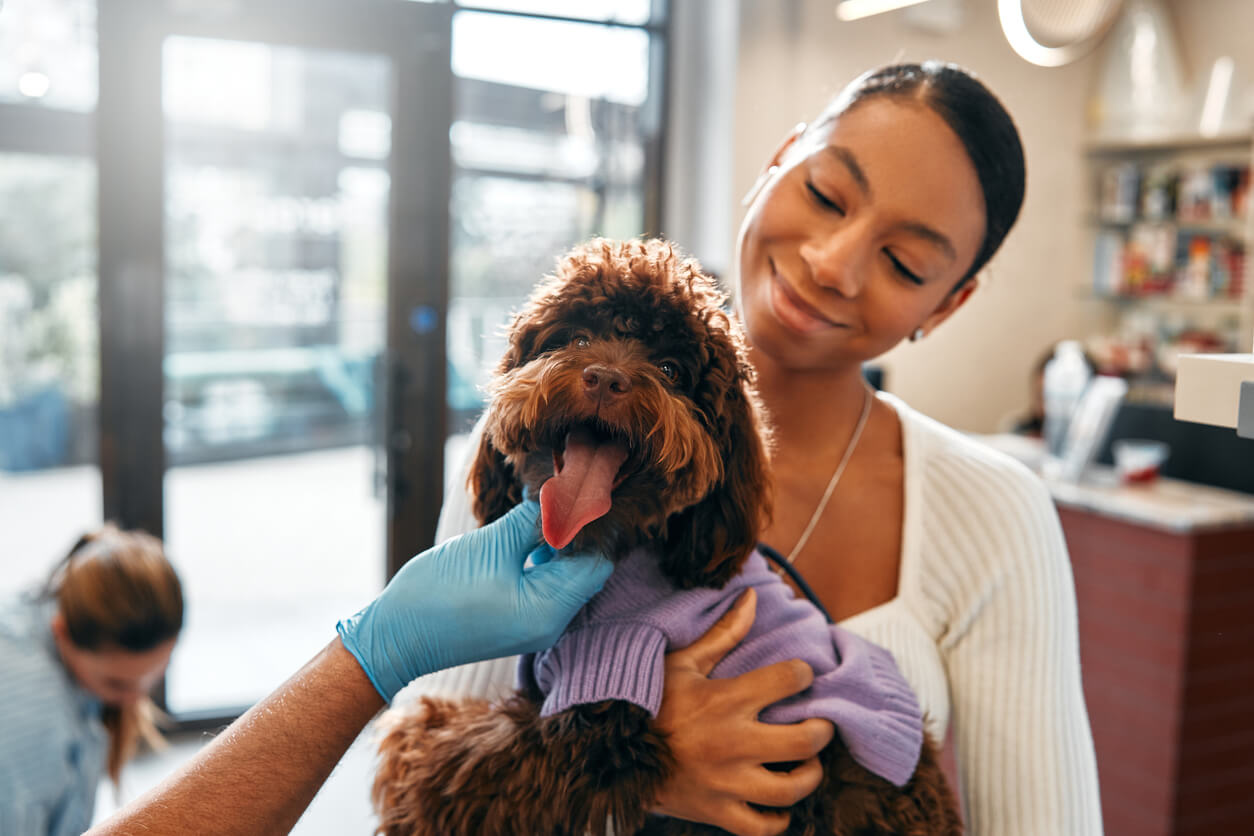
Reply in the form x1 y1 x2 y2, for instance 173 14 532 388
736 97 988 372
54 617 176 706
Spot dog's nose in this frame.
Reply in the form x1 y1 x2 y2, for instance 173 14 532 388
582 364 632 402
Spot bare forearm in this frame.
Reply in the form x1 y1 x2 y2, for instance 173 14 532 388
88 637 385 836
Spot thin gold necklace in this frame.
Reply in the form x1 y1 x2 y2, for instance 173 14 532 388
785 382 873 565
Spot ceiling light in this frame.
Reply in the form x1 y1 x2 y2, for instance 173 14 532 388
18 71 51 99
998 0 1124 68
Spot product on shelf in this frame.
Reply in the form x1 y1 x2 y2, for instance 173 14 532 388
1096 158 1250 228
1090 222 1246 301
1085 137 1252 398
1098 161 1141 223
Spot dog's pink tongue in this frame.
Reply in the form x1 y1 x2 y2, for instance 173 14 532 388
540 428 628 550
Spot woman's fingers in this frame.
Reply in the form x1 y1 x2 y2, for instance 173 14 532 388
741 756 826 808
702 758 824 835
719 656 816 710
671 588 757 676
656 755 825 836
749 718 835 766
715 805 793 836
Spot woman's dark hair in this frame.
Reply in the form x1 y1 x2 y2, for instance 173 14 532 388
812 61 1027 288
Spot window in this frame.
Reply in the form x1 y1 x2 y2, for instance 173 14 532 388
446 5 665 432
0 0 101 597
0 0 669 719
0 0 97 112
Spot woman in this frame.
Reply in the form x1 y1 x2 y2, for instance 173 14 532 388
420 62 1101 835
0 525 184 836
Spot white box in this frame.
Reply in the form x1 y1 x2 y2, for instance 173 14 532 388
1173 353 1254 428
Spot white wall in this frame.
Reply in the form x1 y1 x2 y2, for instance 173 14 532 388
1170 0 1254 130
728 0 1125 432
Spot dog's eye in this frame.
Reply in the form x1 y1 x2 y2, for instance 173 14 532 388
574 335 590 348
658 361 679 382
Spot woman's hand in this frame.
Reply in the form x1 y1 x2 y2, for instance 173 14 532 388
653 588 835 836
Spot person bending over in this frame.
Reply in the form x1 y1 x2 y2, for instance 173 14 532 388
1 526 183 836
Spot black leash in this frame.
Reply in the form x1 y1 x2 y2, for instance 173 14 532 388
757 542 834 625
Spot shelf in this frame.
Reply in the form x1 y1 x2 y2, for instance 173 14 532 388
1086 130 1253 156
1089 215 1248 238
1084 129 1254 365
1081 293 1248 309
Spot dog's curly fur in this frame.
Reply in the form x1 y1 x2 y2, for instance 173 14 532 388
373 239 962 835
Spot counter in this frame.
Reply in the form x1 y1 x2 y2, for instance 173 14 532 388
976 433 1254 836
977 432 1254 532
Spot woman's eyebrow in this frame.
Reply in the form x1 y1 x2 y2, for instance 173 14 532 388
896 221 957 262
820 146 871 197
820 145 958 262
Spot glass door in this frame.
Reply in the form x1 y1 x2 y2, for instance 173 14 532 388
97 0 452 718
160 36 398 713
0 0 101 598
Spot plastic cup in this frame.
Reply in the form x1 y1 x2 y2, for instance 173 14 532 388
1112 439 1170 484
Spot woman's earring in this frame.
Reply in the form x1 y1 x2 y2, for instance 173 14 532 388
911 327 925 342
741 165 779 207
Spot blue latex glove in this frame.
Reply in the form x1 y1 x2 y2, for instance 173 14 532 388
337 500 613 702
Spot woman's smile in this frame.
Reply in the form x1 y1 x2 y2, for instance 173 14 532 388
767 260 846 335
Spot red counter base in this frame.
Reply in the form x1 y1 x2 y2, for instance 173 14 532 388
1060 507 1254 836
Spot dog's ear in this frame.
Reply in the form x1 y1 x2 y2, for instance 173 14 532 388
468 431 522 525
663 364 772 589
497 285 567 376
467 282 564 526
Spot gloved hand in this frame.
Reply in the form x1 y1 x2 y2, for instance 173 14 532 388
337 500 613 702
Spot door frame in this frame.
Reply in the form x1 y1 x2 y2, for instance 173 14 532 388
97 0 452 724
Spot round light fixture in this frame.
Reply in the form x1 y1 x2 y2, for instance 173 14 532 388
998 0 1124 67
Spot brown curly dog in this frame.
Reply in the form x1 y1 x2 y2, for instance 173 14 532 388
371 239 961 836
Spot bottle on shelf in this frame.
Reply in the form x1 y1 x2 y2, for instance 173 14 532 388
1042 340 1094 477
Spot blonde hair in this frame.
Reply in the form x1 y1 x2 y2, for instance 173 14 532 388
44 524 184 785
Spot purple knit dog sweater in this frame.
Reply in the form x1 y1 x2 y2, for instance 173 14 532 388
519 548 924 787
